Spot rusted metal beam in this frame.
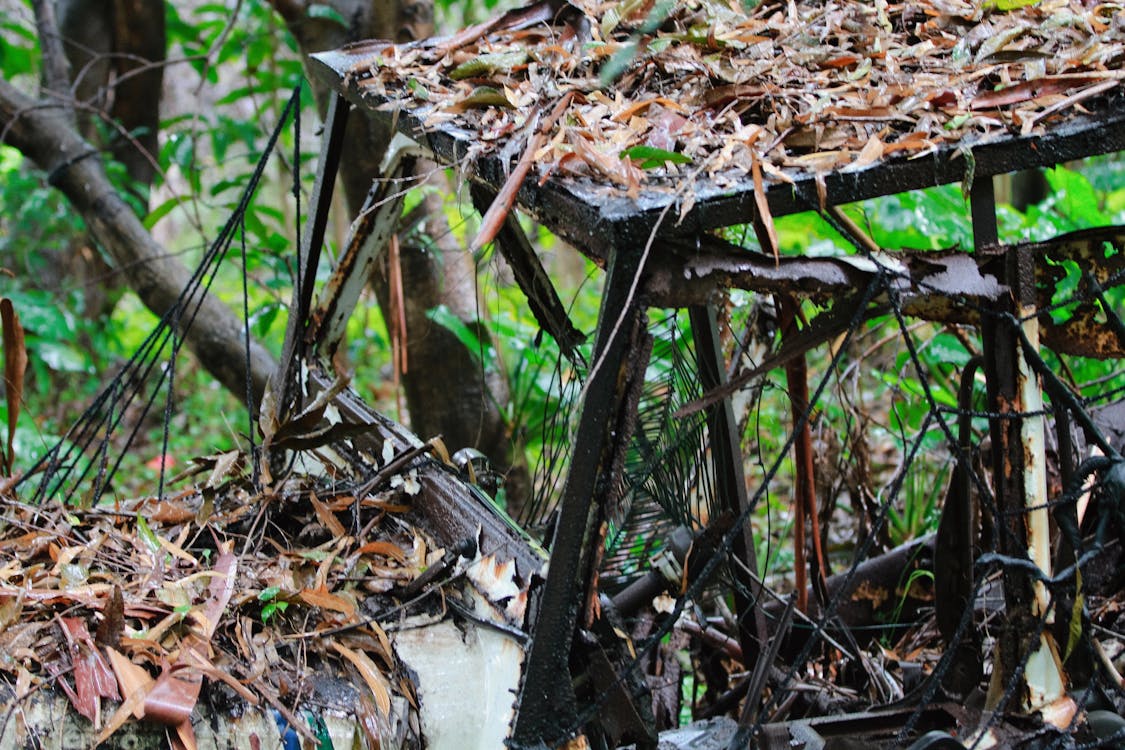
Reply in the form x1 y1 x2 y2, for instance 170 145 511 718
469 183 587 362
511 246 650 748
975 177 1067 713
976 175 1033 708
306 46 1125 257
646 229 1125 359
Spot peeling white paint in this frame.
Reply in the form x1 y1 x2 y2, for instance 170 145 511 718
392 616 524 749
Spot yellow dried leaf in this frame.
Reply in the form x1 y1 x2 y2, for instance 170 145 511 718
332 642 392 716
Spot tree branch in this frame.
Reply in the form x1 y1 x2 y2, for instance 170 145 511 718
0 76 276 409
31 0 72 109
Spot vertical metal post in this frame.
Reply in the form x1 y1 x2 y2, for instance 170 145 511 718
268 93 351 431
687 304 767 670
974 175 1065 712
512 246 649 748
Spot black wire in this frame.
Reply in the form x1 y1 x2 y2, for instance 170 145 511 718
240 213 258 490
17 85 301 506
157 330 178 502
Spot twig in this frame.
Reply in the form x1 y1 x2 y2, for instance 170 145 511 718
193 0 245 96
31 0 71 109
470 91 574 254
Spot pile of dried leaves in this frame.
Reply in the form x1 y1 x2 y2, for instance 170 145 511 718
341 0 1125 200
0 459 446 748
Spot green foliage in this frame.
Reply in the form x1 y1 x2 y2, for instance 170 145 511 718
426 253 601 480
434 0 515 28
736 164 1125 585
0 15 37 80
0 0 309 490
258 585 290 623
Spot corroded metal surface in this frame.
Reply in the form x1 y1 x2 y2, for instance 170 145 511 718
511 246 652 748
310 43 1125 258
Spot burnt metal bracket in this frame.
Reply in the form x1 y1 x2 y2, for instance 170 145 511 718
511 246 650 748
267 93 351 437
974 174 1034 699
469 183 587 362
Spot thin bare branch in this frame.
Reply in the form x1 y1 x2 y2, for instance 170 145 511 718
32 0 71 106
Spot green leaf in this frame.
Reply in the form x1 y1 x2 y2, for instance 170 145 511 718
136 514 161 555
1064 568 1083 661
251 302 282 338
144 196 190 229
308 3 348 26
427 305 492 365
985 0 1039 9
261 601 288 623
35 341 92 374
927 333 971 368
620 145 692 169
258 586 282 602
600 41 640 87
450 50 529 80
1046 166 1106 227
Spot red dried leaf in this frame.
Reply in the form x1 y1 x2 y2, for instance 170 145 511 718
59 616 120 724
1 298 27 476
971 74 1107 109
144 667 203 725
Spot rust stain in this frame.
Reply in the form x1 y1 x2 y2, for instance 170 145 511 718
996 394 1016 480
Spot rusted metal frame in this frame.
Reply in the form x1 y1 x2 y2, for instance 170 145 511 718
511 245 650 748
976 176 1030 702
686 304 768 676
267 93 351 435
974 176 1064 711
649 228 1125 359
468 183 587 362
307 47 1125 260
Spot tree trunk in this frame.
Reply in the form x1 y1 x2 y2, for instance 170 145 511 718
58 0 165 191
0 77 276 407
50 0 166 322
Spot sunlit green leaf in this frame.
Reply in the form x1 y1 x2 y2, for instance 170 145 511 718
620 145 692 169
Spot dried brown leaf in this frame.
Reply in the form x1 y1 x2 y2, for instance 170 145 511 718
751 150 779 264
356 540 409 562
144 668 202 725
848 135 885 171
333 642 392 716
105 646 154 719
970 74 1109 109
310 492 347 538
300 583 358 617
